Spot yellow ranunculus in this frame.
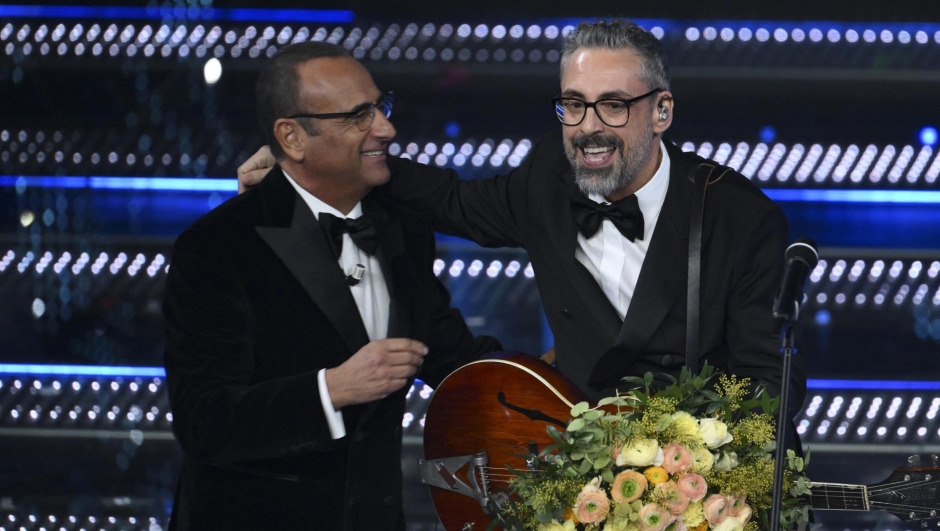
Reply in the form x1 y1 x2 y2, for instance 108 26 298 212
643 466 669 484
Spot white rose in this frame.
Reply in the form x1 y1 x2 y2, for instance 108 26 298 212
616 438 665 467
699 418 733 448
712 451 739 472
691 446 714 474
712 514 744 531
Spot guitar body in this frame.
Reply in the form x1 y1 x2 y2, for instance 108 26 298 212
422 352 940 530
422 352 588 531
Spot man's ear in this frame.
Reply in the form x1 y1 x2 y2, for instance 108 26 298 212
274 118 305 162
652 92 674 135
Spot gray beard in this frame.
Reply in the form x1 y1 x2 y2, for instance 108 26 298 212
564 123 655 198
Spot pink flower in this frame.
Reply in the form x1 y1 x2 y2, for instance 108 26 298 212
655 481 690 515
727 494 747 516
575 481 610 525
703 494 730 525
612 470 648 503
676 473 708 502
664 516 688 531
639 503 672 531
662 443 694 474
734 504 752 526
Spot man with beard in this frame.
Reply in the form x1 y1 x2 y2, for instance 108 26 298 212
239 20 805 409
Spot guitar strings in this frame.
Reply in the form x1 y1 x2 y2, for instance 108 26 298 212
867 479 940 495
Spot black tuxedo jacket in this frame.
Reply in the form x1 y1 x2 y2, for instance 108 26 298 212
163 166 499 531
384 130 805 406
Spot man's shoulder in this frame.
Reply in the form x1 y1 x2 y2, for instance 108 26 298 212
669 142 779 215
175 186 265 250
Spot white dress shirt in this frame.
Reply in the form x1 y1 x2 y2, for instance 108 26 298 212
284 169 390 439
574 142 671 320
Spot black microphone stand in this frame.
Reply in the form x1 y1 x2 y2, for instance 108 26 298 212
769 317 797 531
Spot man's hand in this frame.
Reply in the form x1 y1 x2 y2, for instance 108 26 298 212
325 338 429 409
236 146 276 194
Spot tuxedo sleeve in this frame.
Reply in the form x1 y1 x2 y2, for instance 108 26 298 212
415 230 503 389
381 134 560 249
724 204 807 413
163 223 336 463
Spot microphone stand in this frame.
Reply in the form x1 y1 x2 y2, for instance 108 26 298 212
769 319 797 531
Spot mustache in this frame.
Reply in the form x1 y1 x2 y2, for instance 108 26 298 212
571 134 624 152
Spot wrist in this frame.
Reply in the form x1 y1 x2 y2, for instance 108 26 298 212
324 367 348 409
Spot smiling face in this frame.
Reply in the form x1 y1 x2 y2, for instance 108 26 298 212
560 47 672 200
276 56 396 210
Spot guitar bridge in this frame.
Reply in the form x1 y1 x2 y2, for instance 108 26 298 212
419 450 500 513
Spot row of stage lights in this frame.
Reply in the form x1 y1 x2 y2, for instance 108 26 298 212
796 392 940 443
0 375 171 430
3 129 940 186
0 515 163 531
0 251 168 278
806 259 940 311
680 141 940 186
1 22 568 63
6 250 940 297
4 21 940 60
4 369 940 447
0 372 435 433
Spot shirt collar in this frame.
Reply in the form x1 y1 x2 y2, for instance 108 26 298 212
281 167 363 220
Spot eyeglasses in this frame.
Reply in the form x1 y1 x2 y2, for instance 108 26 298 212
287 91 394 131
552 88 663 127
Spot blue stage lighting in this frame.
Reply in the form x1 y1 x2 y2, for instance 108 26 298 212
444 121 461 139
920 126 938 147
759 126 776 143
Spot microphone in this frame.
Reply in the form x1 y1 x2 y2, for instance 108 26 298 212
772 237 819 326
346 263 366 286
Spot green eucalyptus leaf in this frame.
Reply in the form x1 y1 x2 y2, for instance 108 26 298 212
567 418 585 432
602 468 614 483
594 456 611 469
621 376 646 387
571 402 590 417
579 459 593 475
583 409 604 421
701 389 721 400
535 512 552 523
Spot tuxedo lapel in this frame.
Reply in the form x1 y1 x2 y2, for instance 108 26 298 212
556 170 623 343
363 197 411 339
588 144 694 387
254 168 371 355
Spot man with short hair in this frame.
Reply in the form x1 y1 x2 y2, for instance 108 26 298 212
240 20 805 407
164 41 499 531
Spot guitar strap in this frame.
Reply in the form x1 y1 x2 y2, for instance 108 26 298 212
685 160 732 372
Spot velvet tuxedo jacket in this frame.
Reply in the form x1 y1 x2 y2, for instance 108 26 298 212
163 166 499 531
384 130 805 407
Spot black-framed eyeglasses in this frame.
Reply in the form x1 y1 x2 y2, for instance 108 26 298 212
287 91 394 131
552 88 663 127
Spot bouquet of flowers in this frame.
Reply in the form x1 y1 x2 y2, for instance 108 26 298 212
496 365 812 531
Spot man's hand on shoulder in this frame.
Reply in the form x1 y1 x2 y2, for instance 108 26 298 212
324 338 429 409
237 146 276 194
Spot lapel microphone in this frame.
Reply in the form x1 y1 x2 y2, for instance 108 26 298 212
346 263 366 286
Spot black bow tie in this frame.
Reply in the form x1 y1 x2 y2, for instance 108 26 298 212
318 212 379 258
569 191 645 242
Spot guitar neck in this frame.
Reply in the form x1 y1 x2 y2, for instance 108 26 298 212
809 482 870 511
